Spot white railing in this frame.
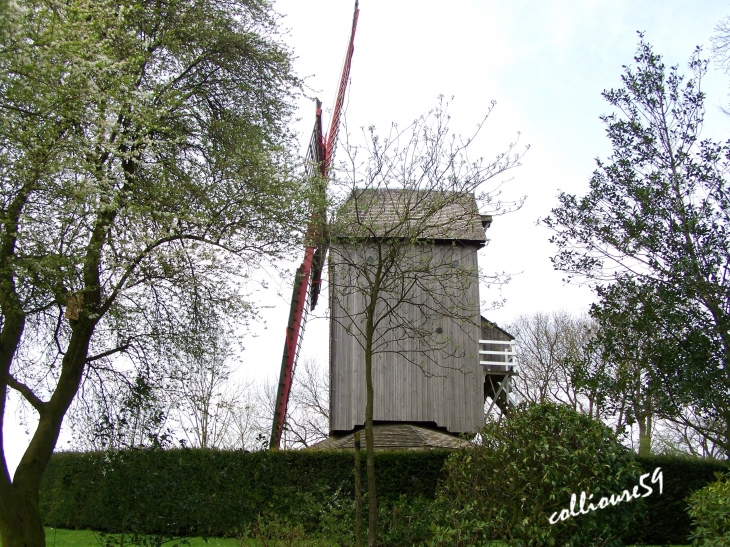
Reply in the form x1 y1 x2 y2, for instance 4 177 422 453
479 339 516 370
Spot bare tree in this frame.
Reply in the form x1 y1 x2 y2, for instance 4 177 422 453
713 15 730 109
285 358 330 447
506 311 593 411
507 310 657 447
67 352 330 452
329 99 525 546
507 310 682 457
245 359 330 451
228 388 270 452
654 408 726 459
172 337 239 450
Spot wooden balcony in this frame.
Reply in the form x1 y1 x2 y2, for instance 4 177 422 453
480 339 517 415
479 339 517 375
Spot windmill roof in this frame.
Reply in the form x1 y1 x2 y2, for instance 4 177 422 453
307 422 469 451
332 189 488 243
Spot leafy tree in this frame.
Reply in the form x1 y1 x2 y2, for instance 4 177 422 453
585 279 671 456
0 0 307 545
543 36 730 456
329 99 525 546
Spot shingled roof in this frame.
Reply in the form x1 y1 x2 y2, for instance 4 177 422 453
307 422 469 451
332 189 488 243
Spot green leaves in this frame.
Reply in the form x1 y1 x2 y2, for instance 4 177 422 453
434 403 642 547
0 1 310 541
0 0 307 384
543 36 730 454
688 471 730 546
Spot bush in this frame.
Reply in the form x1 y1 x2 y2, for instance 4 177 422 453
629 455 729 545
39 430 727 545
432 403 643 547
377 495 438 546
688 471 730 546
39 448 450 537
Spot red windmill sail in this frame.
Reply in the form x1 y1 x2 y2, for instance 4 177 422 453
270 2 360 450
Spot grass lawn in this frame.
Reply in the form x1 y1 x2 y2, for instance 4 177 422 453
42 529 240 547
0 528 690 547
38 529 336 547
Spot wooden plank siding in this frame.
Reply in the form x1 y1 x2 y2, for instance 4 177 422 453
329 242 484 434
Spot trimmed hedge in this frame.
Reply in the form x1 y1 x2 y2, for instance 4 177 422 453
39 449 728 544
39 448 450 537
630 455 729 545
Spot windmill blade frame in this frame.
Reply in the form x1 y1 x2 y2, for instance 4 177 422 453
269 1 360 450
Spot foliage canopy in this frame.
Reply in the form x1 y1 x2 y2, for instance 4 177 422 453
543 37 730 454
0 0 307 545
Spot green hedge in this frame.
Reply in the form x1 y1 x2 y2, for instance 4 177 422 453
39 449 728 544
630 455 729 545
39 448 450 537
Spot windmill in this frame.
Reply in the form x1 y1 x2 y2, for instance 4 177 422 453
312 191 519 450
269 2 360 450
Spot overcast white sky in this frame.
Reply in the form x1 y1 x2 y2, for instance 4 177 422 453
5 0 730 474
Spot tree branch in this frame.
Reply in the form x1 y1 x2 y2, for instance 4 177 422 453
85 343 131 363
6 374 46 413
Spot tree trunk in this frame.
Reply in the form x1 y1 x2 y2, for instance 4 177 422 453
365 320 377 547
354 431 363 547
637 413 652 456
0 486 45 547
588 392 594 419
615 392 627 439
0 187 35 546
0 166 117 547
723 412 730 458
1 320 96 547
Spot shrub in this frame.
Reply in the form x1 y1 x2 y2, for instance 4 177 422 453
629 455 729 545
39 435 726 544
377 495 438 546
39 448 450 537
432 403 643 547
688 471 730 546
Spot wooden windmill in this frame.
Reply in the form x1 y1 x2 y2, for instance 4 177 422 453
271 3 517 450
315 189 517 449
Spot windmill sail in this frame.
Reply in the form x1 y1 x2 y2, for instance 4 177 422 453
269 2 359 450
